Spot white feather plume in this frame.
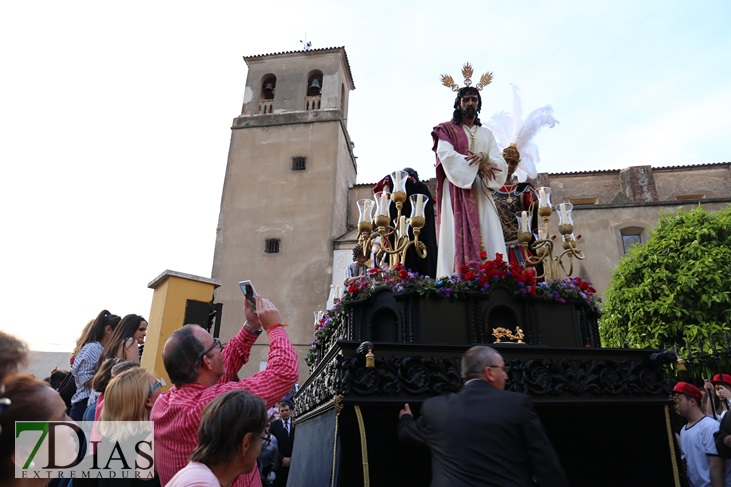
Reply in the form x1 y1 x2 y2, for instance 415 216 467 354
484 111 512 150
486 85 559 182
510 84 523 141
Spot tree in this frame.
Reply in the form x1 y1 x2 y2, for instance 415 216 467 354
600 205 731 354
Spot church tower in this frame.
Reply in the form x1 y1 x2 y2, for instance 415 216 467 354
212 47 356 378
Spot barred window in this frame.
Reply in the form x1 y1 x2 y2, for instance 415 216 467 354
292 156 307 171
265 238 280 254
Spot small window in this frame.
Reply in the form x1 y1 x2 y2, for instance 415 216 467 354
622 234 641 254
265 238 280 254
292 156 307 171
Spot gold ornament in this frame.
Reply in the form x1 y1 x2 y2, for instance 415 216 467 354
440 62 494 92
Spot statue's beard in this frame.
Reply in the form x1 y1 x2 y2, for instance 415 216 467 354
461 107 477 120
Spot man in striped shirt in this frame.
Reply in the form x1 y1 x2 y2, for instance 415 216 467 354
151 295 299 487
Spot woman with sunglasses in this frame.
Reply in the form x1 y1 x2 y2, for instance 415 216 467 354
96 367 163 486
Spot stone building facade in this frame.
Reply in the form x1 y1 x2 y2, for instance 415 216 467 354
213 47 731 382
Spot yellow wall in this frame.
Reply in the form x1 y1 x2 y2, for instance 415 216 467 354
141 270 220 391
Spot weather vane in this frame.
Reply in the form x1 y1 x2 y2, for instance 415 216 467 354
300 34 312 51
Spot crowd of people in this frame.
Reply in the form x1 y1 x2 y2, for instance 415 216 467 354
0 292 298 487
672 376 731 487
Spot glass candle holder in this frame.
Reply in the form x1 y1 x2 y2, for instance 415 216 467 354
557 202 574 235
536 186 552 208
514 210 533 234
357 199 374 224
390 170 408 194
409 193 428 228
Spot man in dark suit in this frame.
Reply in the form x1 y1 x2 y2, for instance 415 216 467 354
269 400 295 487
398 346 567 486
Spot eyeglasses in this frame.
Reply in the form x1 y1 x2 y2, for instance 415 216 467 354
253 432 268 442
198 338 223 360
150 378 167 394
488 364 511 373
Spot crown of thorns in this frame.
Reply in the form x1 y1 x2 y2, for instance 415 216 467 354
440 62 494 92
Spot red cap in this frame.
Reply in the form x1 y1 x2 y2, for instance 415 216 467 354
711 374 731 386
673 382 703 402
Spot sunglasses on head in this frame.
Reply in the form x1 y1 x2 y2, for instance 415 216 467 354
150 378 166 394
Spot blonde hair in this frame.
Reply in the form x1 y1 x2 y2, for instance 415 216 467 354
99 367 155 442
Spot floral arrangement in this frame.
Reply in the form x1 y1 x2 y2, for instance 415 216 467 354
305 254 600 366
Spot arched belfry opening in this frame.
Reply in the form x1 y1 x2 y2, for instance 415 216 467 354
306 71 322 110
258 75 276 114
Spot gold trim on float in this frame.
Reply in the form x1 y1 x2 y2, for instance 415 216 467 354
330 395 344 487
354 404 370 487
664 404 682 487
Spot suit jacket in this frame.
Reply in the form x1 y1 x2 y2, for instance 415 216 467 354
270 418 295 461
398 380 567 487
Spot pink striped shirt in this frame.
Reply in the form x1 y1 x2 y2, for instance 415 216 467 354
151 326 299 487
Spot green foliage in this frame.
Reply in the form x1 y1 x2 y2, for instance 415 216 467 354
600 205 731 356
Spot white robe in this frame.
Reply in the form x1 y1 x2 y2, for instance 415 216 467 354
436 125 508 278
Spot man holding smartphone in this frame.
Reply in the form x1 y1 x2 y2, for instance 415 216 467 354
152 294 299 487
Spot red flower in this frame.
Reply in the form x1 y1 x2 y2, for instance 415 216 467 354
460 265 470 274
480 250 487 260
464 271 475 281
348 284 359 294
393 263 404 270
368 267 379 275
495 253 504 262
398 269 409 279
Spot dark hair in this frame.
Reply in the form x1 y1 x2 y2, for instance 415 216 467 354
78 310 121 352
162 325 206 386
402 167 419 181
460 346 502 380
191 390 267 466
0 331 28 381
451 86 482 126
92 357 126 393
352 244 365 261
0 375 57 482
98 314 147 366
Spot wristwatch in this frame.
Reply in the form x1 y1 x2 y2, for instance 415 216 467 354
244 322 263 335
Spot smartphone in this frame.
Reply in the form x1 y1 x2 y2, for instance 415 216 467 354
239 280 257 311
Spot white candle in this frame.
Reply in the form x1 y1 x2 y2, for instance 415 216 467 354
393 171 401 191
539 188 547 207
380 190 389 216
399 216 406 238
521 211 529 233
538 229 546 241
416 194 424 216
559 203 567 222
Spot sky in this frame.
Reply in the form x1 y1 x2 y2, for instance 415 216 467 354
2 0 730 352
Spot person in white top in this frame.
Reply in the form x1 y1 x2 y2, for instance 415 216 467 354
167 390 268 487
674 381 725 487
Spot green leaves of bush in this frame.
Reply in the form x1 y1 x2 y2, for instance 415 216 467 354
600 205 731 354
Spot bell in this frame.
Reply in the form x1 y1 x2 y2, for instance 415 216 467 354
308 78 321 96
263 83 275 99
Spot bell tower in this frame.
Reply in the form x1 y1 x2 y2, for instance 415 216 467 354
212 47 356 378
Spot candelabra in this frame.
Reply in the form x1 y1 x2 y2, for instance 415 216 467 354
517 186 585 280
356 170 429 267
